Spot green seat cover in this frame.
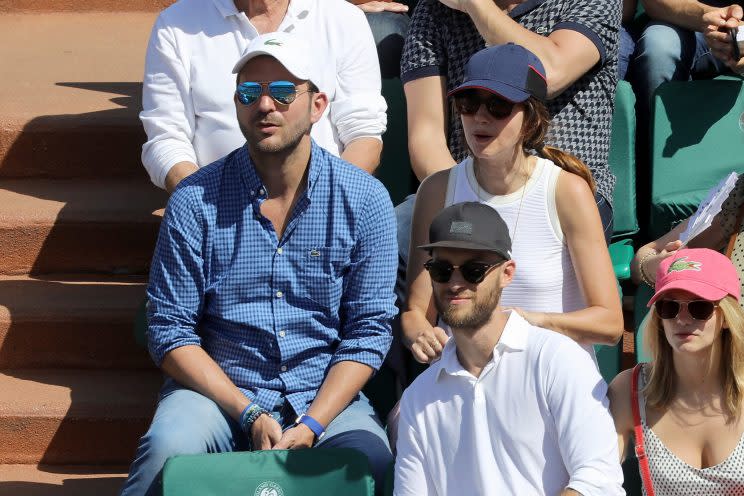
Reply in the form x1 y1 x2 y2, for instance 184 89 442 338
649 79 744 238
375 78 414 206
162 449 375 496
608 81 639 239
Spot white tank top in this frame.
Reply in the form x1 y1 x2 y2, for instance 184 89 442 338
445 157 593 359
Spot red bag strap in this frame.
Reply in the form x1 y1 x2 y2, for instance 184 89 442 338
631 364 655 496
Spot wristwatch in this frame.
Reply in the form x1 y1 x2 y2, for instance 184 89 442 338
294 413 326 441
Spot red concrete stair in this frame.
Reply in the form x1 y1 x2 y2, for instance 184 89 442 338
1 0 172 12
0 464 128 496
0 179 166 275
0 276 153 369
0 13 157 179
0 370 161 464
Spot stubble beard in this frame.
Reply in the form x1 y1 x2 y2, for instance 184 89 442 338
240 113 311 155
435 286 502 332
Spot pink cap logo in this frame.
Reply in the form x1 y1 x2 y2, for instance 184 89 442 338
667 256 702 273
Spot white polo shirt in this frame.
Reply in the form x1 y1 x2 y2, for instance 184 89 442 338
394 311 624 496
140 0 386 189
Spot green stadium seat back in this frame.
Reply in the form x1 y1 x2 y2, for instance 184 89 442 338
594 342 621 384
609 239 634 281
649 79 744 238
162 449 375 496
634 283 654 363
608 81 639 239
376 78 414 206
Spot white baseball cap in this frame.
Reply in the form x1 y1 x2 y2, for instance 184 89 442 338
232 32 312 82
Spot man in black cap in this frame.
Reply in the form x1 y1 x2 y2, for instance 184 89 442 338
393 202 623 495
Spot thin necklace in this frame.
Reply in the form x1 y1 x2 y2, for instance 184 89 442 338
473 156 530 245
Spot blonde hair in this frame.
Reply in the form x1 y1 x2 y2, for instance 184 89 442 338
643 295 744 420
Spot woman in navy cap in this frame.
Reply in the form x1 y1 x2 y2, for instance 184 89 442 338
401 43 623 365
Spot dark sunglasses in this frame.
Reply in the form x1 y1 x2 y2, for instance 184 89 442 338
424 258 505 284
454 91 515 119
236 80 312 106
655 299 719 321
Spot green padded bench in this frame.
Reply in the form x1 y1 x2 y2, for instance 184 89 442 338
376 78 415 206
595 81 639 384
649 78 744 239
163 448 376 496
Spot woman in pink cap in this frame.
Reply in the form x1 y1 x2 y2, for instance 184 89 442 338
608 248 744 494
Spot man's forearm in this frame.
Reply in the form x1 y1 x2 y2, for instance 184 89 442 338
560 489 582 496
341 137 382 174
642 0 716 31
161 345 250 420
305 360 374 427
165 161 199 194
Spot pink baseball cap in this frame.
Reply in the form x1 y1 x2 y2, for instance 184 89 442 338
648 248 740 306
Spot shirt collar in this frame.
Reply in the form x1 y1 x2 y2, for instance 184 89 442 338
509 0 547 18
436 310 528 381
238 139 325 200
211 0 311 20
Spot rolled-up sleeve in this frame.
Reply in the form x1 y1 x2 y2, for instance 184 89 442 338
330 181 397 370
146 186 206 366
545 341 625 495
328 6 387 146
140 14 198 190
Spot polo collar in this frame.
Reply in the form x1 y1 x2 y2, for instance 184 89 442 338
436 310 528 381
508 0 547 19
211 0 311 20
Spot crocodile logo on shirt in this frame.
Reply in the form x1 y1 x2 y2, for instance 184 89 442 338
264 39 282 46
254 481 284 496
667 256 702 273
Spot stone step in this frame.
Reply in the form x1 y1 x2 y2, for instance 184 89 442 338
0 464 128 496
0 13 156 179
0 179 166 275
0 370 161 464
0 276 154 369
1 0 171 12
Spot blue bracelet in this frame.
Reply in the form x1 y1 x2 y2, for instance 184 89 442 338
240 403 268 434
295 414 325 440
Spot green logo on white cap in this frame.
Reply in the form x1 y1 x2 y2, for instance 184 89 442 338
264 39 282 46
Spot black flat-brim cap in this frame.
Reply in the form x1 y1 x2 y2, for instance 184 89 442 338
418 202 512 260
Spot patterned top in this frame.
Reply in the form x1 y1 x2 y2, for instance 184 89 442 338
146 141 398 415
401 0 620 205
717 173 744 305
636 365 744 495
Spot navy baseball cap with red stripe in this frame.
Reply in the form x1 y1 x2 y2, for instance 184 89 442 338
448 43 547 103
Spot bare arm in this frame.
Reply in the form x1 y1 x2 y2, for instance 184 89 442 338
560 490 583 496
445 0 601 97
642 0 727 31
400 171 451 363
518 172 623 345
404 76 457 181
607 368 635 461
341 137 383 174
165 161 199 194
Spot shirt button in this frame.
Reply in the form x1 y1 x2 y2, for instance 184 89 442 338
275 291 283 298
279 330 286 338
259 188 265 196
277 247 283 255
250 190 255 196
280 365 287 372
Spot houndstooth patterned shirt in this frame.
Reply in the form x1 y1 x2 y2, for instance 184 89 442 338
147 141 397 415
401 0 620 205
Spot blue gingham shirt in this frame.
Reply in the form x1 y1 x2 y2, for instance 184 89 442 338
147 141 397 415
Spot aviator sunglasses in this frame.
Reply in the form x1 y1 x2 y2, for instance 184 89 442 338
236 80 312 106
454 90 516 119
655 299 719 321
424 259 506 284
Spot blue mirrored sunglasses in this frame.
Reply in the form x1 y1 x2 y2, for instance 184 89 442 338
236 80 311 106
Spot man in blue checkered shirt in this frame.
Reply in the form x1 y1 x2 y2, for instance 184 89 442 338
120 32 398 496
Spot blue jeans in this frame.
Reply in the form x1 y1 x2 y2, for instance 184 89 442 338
632 21 728 119
365 11 410 79
618 26 635 80
120 388 391 496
